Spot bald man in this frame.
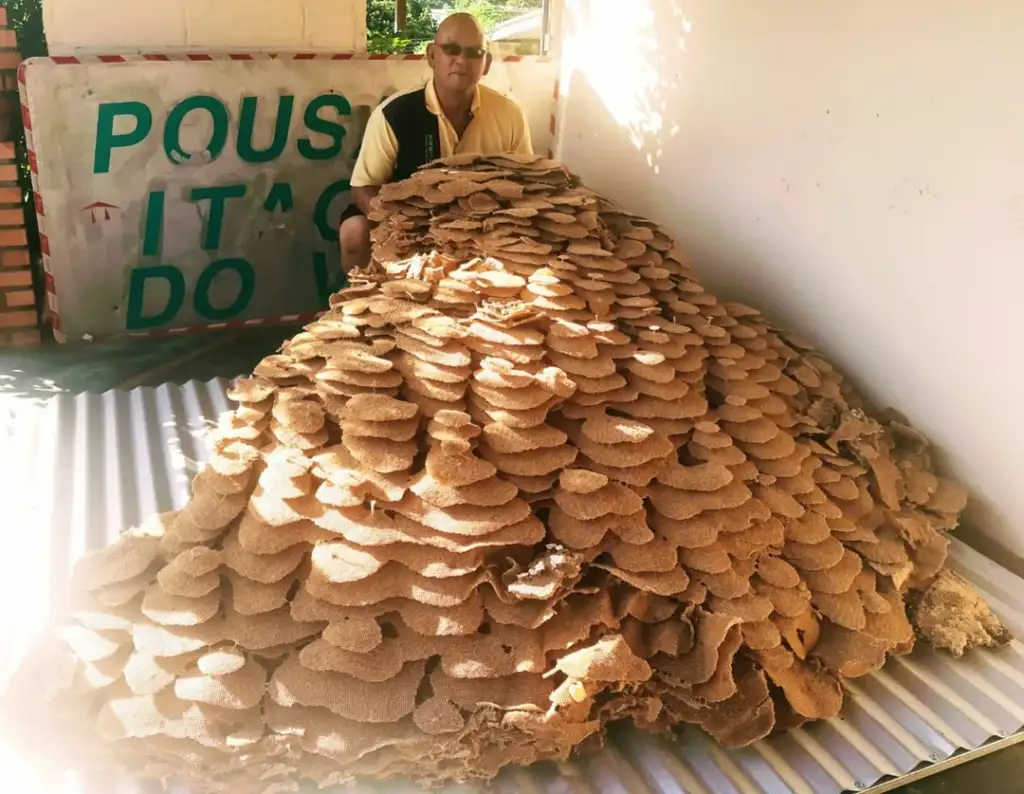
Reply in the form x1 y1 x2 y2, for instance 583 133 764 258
340 13 534 272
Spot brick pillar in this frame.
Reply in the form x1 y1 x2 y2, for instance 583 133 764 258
0 8 38 349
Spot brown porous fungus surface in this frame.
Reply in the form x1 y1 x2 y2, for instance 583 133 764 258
4 154 1012 792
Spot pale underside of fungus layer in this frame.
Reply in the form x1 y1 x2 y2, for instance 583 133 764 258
4 154 1012 793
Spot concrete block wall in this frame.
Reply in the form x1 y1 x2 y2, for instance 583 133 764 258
43 0 368 56
0 9 36 350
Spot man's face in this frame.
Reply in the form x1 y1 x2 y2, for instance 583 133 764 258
428 26 491 93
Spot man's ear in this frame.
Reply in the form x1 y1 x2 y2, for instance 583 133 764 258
426 42 436 68
483 51 493 76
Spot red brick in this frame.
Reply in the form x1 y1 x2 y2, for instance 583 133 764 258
0 142 14 161
0 185 20 204
0 208 23 226
0 269 30 287
1 248 30 267
0 52 20 70
0 308 36 328
0 227 27 246
0 31 16 49
0 9 8 27
0 329 42 349
2 288 33 308
0 163 18 183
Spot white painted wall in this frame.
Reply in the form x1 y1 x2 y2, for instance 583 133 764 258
556 0 1024 557
43 0 367 55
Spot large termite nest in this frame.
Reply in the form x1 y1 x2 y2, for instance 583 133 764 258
5 154 1011 792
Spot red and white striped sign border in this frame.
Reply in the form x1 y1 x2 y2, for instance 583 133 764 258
45 52 551 64
17 52 560 342
16 61 63 339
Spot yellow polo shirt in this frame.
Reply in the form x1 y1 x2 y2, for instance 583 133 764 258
350 80 533 188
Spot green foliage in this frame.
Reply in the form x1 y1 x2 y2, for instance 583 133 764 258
367 0 437 53
0 0 44 57
448 0 539 31
367 0 543 54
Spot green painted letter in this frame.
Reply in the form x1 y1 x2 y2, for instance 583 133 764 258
263 182 294 213
313 179 350 243
194 258 255 321
164 95 230 164
298 94 351 161
238 95 294 164
190 184 247 251
142 190 164 257
94 101 153 174
126 265 186 330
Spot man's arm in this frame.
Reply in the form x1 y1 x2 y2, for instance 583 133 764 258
350 106 399 208
352 186 380 215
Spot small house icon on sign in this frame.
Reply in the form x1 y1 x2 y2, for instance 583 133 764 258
82 201 121 223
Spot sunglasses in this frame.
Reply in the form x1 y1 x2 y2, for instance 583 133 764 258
437 43 488 59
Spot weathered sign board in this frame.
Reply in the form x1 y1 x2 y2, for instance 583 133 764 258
19 55 558 341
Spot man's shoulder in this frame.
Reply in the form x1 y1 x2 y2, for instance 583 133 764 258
478 84 526 119
377 84 428 116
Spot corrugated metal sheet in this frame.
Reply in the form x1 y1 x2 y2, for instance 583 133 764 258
2 380 1024 794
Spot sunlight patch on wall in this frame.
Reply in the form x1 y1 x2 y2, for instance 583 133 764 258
557 0 690 161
